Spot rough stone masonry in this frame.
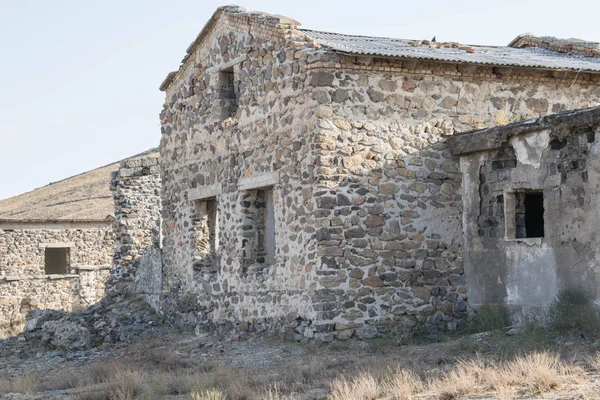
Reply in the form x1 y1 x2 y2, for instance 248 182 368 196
0 220 114 337
0 150 161 339
155 6 600 340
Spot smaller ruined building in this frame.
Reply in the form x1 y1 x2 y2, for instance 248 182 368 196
0 150 160 337
449 106 600 321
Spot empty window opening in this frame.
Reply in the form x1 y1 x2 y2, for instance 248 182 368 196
512 191 544 239
241 187 276 273
264 188 276 265
218 67 237 119
45 247 70 274
192 198 219 272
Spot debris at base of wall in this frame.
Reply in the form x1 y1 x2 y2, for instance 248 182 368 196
21 292 161 351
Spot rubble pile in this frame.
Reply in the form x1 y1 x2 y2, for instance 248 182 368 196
21 292 161 351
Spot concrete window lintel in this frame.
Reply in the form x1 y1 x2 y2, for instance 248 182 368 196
39 242 75 249
189 184 222 202
205 55 247 74
238 172 280 191
75 264 111 271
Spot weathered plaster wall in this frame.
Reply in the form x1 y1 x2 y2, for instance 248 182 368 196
460 119 600 321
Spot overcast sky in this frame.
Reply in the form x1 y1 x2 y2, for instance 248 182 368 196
0 0 598 200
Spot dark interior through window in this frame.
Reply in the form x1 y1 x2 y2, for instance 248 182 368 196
515 192 544 238
44 247 69 274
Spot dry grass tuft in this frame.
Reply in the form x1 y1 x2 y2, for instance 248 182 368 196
265 383 296 400
329 372 379 400
144 347 191 371
588 352 600 372
495 352 581 393
382 368 423 400
106 368 146 400
432 359 485 400
0 373 37 394
191 389 227 400
329 352 577 400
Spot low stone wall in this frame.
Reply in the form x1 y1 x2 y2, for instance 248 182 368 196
0 223 114 276
0 223 114 337
0 266 110 337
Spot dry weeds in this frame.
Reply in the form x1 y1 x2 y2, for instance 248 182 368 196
0 372 37 394
1 335 598 400
328 352 582 400
191 389 227 400
106 368 146 400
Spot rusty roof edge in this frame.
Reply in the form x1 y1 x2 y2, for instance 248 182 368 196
303 29 600 73
447 106 600 157
322 48 600 73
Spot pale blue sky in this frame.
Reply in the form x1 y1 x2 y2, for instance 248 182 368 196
0 0 598 200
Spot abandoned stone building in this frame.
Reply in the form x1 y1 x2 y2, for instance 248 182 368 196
0 150 159 337
157 5 600 340
449 106 600 322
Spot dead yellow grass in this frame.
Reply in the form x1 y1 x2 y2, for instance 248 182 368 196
490 352 581 393
106 368 146 400
0 372 37 394
329 372 379 400
0 347 590 400
432 359 486 399
191 389 227 400
382 369 424 400
329 368 423 400
588 351 600 372
329 352 581 400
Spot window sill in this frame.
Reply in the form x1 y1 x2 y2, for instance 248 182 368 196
243 263 274 279
504 237 543 246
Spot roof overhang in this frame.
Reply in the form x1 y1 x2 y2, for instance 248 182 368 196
447 106 600 157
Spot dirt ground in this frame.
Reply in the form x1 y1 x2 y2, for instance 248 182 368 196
2 322 600 400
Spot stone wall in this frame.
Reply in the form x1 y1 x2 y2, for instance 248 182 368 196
451 108 600 322
160 7 319 336
110 155 163 304
159 6 600 339
0 223 114 276
0 223 113 337
306 59 600 336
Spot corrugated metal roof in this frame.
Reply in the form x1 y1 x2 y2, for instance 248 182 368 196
300 30 600 72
